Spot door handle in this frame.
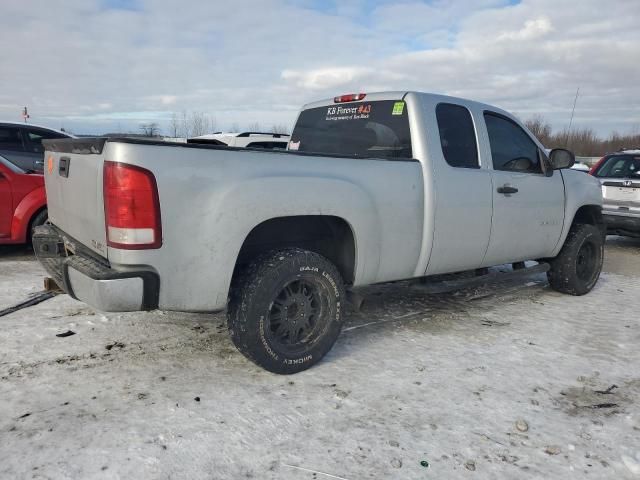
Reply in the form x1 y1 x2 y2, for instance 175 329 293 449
497 185 518 194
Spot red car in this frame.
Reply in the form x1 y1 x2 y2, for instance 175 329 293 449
0 154 47 244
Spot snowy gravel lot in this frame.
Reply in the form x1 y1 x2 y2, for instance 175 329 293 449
1 239 640 479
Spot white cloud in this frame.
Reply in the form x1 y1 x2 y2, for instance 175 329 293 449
496 17 553 41
0 0 638 135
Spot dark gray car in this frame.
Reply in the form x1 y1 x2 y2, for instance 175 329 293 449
0 122 72 171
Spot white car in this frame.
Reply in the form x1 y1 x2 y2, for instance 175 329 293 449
188 132 289 150
571 162 591 172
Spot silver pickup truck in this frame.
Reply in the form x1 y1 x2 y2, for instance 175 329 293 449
34 91 604 374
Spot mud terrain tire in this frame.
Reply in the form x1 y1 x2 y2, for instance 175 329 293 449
547 223 603 295
227 248 345 374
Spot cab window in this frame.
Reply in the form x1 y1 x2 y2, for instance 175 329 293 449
484 113 542 174
436 103 479 169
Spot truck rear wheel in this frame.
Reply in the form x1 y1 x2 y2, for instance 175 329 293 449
547 223 603 295
227 248 345 374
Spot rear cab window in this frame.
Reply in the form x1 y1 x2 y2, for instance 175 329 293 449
436 103 479 168
593 155 640 178
290 100 412 159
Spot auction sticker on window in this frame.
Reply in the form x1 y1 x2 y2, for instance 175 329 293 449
325 104 372 121
392 101 405 115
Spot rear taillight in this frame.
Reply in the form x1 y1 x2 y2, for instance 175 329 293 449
588 156 606 176
334 93 366 103
103 161 162 249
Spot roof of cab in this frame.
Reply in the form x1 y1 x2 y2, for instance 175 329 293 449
300 91 515 118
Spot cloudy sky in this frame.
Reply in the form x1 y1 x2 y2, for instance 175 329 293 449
1 0 638 136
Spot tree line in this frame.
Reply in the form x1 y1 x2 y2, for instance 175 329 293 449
139 112 290 138
524 115 640 157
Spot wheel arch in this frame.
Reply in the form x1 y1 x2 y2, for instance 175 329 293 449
234 215 357 285
10 186 46 243
572 204 605 236
550 204 604 258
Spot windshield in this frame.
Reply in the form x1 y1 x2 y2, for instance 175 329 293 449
290 100 412 159
594 155 640 178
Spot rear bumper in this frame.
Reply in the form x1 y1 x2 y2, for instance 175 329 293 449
603 211 640 237
32 225 159 311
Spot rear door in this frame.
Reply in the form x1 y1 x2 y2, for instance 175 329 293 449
481 112 565 266
424 102 493 274
593 155 640 217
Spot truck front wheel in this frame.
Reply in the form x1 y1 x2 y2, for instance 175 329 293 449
547 223 603 295
227 248 345 374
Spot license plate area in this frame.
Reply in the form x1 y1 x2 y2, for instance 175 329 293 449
604 185 640 202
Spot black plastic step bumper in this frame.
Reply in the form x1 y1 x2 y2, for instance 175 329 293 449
32 225 159 311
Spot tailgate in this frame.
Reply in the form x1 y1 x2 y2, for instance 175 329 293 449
43 138 109 258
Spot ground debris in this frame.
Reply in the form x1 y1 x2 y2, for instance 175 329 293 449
587 403 619 409
465 460 476 471
480 319 510 327
105 341 125 351
544 446 561 455
55 330 76 338
594 385 618 395
515 419 529 432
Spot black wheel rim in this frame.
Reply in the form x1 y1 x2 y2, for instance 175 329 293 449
576 240 597 282
266 278 328 354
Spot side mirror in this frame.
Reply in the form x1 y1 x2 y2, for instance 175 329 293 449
549 148 575 170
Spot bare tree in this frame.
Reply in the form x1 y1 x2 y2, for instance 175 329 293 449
169 111 217 138
169 113 180 137
524 115 640 156
246 121 261 132
524 115 552 145
189 112 206 137
181 111 189 138
139 122 160 137
271 124 290 135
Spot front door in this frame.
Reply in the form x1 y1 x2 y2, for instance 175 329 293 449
481 112 565 266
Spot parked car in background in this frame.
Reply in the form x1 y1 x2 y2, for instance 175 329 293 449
571 162 590 173
0 122 73 172
188 132 289 150
0 154 47 245
589 149 640 237
34 91 604 373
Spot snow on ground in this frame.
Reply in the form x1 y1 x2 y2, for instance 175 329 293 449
1 240 639 479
